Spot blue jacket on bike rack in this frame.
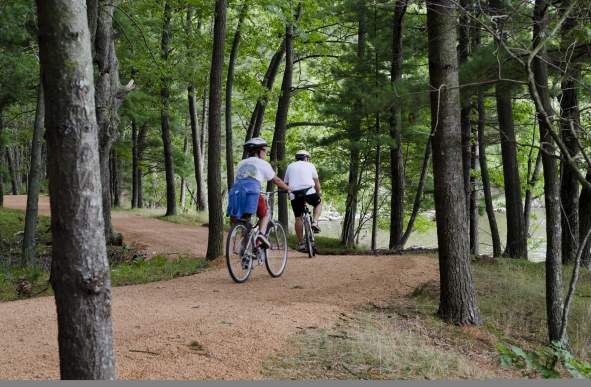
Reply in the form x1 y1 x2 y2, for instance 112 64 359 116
226 178 260 219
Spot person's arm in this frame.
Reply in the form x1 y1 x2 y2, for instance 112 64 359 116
313 177 321 196
272 176 290 192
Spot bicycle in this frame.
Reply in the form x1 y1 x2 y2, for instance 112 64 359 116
226 191 288 283
301 203 317 258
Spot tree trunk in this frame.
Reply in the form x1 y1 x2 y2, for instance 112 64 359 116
388 0 407 249
37 0 116 378
270 3 299 230
136 124 147 209
0 111 3 207
490 0 527 259
469 123 479 255
160 1 177 216
206 0 227 260
559 0 581 264
179 132 188 209
188 86 207 211
6 149 17 195
341 1 366 248
531 0 562 342
131 121 138 208
459 0 472 209
578 168 591 268
22 84 45 265
524 150 542 237
110 148 120 207
225 3 247 188
371 114 381 251
427 0 481 325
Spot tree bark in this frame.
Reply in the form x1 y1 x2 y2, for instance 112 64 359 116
206 0 227 260
531 0 563 342
578 168 591 268
179 132 188 209
131 121 138 208
37 0 116 378
341 1 366 248
388 0 407 249
22 84 45 265
160 1 177 216
427 0 481 325
524 150 542 237
559 0 581 264
110 148 120 207
225 3 248 188
188 86 207 211
269 2 300 230
489 0 527 259
0 111 4 208
469 122 479 255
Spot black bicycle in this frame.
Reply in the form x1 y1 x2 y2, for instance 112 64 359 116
226 191 288 283
301 202 317 258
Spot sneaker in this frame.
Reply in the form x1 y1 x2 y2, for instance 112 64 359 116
256 233 271 249
311 221 321 233
297 242 307 252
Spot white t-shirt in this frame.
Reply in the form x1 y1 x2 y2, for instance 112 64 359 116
235 157 276 186
284 161 319 196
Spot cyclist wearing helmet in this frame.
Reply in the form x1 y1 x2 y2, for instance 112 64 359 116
227 137 290 248
284 150 322 252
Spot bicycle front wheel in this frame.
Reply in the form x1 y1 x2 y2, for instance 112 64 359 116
226 223 253 283
265 222 288 277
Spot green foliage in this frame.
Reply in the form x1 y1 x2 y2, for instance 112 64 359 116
497 341 591 379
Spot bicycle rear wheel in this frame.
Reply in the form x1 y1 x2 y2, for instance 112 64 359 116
226 223 253 283
265 222 287 277
304 216 314 258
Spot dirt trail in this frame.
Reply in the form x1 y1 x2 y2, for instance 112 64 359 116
0 195 438 380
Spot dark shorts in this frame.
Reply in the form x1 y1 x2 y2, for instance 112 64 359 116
291 193 321 218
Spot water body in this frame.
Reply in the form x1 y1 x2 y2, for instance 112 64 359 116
287 209 548 262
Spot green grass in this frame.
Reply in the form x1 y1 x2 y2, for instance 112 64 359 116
288 234 358 255
0 207 209 302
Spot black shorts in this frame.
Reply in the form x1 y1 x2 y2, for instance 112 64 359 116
291 193 321 218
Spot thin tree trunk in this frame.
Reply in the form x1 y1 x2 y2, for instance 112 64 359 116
22 83 45 266
427 0 481 325
206 0 227 260
524 150 542 237
161 1 177 216
559 0 581 265
477 92 502 257
6 150 17 195
269 2 300 230
0 111 3 207
341 1 366 248
37 0 116 378
110 148 120 207
371 113 381 251
490 0 527 259
136 124 147 209
189 86 207 211
469 123 479 255
531 0 562 342
389 0 407 248
225 3 248 188
578 168 591 268
179 132 188 209
131 121 138 208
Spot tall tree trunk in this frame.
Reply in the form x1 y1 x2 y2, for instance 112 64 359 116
110 148 120 207
524 150 542 237
161 1 177 216
37 0 116 378
0 111 4 208
371 113 381 251
179 132 188 209
490 0 527 259
188 86 207 210
578 168 591 268
427 0 481 325
270 2 300 230
477 92 502 257
341 1 366 248
459 0 472 209
206 0 227 260
131 121 138 208
225 3 248 188
531 0 562 342
559 0 581 264
22 84 45 266
136 124 147 209
389 0 407 249
6 150 17 195
469 123 479 255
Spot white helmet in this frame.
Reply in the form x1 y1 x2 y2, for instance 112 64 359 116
244 137 268 151
295 150 311 160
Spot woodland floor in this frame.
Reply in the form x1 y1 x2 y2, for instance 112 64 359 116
0 195 510 380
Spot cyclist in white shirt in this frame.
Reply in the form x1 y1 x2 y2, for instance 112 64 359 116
284 150 322 252
233 137 290 248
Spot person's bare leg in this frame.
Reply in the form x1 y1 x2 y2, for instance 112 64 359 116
259 214 270 235
295 217 304 242
313 202 322 222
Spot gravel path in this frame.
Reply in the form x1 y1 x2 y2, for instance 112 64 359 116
0 195 437 380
